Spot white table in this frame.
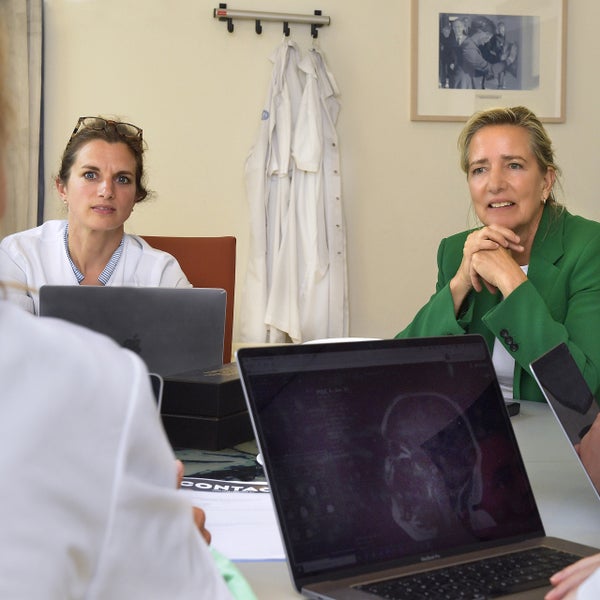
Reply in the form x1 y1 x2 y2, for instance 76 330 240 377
234 402 599 598
510 401 599 545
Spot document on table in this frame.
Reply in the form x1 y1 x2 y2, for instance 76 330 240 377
180 477 285 561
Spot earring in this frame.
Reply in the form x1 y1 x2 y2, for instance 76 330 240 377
541 196 547 204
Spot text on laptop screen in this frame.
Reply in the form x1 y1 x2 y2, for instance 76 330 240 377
239 339 544 579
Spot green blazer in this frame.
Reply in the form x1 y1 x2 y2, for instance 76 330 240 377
396 206 600 402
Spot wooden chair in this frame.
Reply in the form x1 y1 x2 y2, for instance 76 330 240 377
141 235 236 363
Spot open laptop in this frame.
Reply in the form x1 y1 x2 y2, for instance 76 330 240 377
236 335 599 600
530 342 600 499
39 285 226 376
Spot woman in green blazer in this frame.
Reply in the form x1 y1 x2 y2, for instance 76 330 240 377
396 106 600 403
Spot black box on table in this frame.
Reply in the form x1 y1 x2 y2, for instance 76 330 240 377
160 362 253 451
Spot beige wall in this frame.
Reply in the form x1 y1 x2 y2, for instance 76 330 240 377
43 0 600 343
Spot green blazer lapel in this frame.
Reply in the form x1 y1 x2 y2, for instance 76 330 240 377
527 207 566 300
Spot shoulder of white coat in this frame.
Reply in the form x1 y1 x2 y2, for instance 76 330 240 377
1 220 66 248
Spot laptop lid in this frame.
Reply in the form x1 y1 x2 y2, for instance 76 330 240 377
530 342 600 498
39 285 226 376
236 335 550 593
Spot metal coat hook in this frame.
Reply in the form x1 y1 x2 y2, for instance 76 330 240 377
217 3 235 32
213 7 331 37
311 10 322 38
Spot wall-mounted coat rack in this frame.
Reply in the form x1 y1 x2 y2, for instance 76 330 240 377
213 4 330 38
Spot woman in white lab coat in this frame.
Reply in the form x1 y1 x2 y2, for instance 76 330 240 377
0 115 191 313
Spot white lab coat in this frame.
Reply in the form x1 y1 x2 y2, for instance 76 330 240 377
0 220 191 313
0 300 233 599
241 42 348 343
240 39 304 343
265 47 348 342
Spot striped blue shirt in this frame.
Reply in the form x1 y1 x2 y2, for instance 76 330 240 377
63 224 124 285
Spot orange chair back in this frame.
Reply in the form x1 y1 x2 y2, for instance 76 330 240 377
141 235 236 363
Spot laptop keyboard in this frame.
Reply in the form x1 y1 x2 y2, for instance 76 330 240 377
355 547 580 599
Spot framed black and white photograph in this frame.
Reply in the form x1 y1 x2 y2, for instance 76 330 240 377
411 0 567 122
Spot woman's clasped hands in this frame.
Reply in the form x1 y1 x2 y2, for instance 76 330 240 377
454 224 526 297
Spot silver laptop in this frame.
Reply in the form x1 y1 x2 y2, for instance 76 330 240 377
530 342 600 499
236 335 599 600
39 285 226 376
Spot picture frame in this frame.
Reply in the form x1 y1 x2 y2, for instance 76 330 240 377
411 0 567 122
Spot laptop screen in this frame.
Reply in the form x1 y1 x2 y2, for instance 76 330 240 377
530 343 600 498
237 336 544 583
530 343 599 444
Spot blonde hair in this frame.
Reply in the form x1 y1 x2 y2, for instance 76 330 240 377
457 106 562 206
